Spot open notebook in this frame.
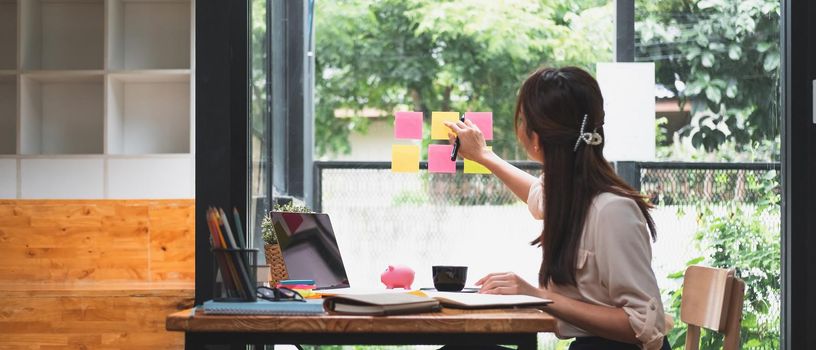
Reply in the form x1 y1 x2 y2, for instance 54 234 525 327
325 291 552 315
424 291 552 309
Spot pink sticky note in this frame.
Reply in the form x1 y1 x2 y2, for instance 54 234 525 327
394 112 423 139
465 112 493 140
428 144 456 174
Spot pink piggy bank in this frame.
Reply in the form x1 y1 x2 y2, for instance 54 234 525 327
381 265 415 289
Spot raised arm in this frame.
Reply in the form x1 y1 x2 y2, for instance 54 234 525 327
445 120 539 202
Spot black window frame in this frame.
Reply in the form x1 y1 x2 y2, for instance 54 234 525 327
781 0 815 348
195 0 249 307
269 0 315 206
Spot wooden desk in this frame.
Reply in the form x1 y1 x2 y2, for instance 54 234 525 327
167 307 556 349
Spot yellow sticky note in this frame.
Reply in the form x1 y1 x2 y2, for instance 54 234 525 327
391 145 420 173
464 147 492 174
431 112 460 140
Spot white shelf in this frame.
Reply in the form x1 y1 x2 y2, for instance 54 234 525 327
107 72 190 154
108 156 193 198
5 0 195 199
0 0 17 70
21 0 104 70
108 0 191 70
0 74 15 154
20 157 104 198
20 73 104 154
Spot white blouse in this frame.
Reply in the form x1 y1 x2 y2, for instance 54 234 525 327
527 180 668 350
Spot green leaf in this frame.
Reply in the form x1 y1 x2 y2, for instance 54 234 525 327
726 80 739 98
697 0 718 10
756 300 770 313
695 34 710 47
763 51 780 71
686 257 705 265
701 52 716 67
710 79 727 89
685 81 704 95
670 330 686 348
728 45 742 60
705 86 722 104
691 132 704 149
746 339 762 348
742 312 758 328
685 46 702 60
709 42 726 52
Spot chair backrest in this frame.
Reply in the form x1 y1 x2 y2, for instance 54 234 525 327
681 265 745 350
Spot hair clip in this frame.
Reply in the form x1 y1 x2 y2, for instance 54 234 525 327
573 114 603 152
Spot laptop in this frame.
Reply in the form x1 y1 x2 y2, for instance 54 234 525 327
270 212 351 290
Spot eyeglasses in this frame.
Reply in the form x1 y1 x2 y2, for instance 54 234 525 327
256 286 305 302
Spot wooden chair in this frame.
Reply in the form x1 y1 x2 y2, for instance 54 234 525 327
681 265 746 350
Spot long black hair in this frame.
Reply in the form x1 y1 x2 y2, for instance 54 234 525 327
514 66 657 287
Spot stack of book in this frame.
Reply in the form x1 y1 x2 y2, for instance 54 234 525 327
206 207 256 301
202 299 326 315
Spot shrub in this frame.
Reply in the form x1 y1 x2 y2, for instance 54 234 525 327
664 171 780 349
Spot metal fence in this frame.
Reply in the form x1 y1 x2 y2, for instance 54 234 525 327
313 161 542 212
614 161 781 206
315 161 781 211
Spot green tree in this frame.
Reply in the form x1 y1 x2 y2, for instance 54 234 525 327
315 0 613 159
636 0 780 158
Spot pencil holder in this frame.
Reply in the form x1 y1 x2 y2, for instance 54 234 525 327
212 248 258 302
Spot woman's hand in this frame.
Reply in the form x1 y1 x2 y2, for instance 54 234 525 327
475 272 543 298
444 119 490 163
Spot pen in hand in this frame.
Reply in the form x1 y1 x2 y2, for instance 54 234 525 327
450 114 466 161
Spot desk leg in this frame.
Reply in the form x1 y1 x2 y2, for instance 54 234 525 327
185 333 203 350
517 333 537 350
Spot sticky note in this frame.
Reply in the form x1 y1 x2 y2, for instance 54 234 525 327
465 112 493 140
464 147 492 174
391 145 420 173
431 112 459 140
428 144 456 173
394 111 423 139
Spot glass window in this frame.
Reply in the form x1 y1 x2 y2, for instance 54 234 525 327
636 1 781 348
313 1 615 347
256 1 783 348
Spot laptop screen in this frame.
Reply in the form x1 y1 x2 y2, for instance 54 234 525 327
270 212 351 290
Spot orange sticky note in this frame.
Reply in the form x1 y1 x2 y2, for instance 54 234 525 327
465 112 493 140
391 145 420 173
428 144 455 173
394 111 423 139
431 112 459 140
464 147 492 174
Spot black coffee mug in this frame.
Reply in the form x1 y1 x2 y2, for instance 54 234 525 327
432 266 468 292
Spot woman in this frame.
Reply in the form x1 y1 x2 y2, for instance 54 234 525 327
445 66 670 350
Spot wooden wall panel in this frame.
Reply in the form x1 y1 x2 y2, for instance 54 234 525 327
0 289 193 349
148 202 196 282
0 200 196 349
0 200 195 284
